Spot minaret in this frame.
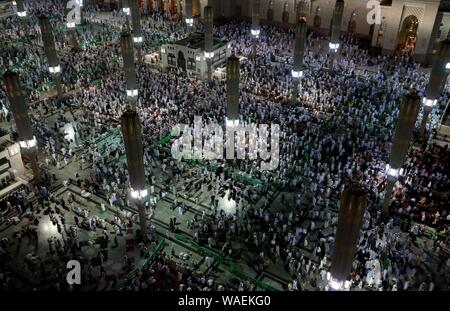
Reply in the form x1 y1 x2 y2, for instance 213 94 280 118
226 54 240 126
420 39 450 136
291 20 307 104
39 15 63 101
131 0 143 62
382 89 420 213
329 183 367 290
65 0 80 50
185 0 194 33
329 0 344 68
250 0 260 59
3 71 40 181
121 31 138 110
204 5 214 81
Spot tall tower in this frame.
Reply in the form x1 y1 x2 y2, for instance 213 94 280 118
226 54 240 126
291 20 307 104
3 71 40 181
420 39 450 136
39 15 63 101
250 0 260 59
204 5 214 81
329 183 367 290
383 89 420 213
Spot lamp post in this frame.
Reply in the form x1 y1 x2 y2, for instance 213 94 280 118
3 71 40 181
420 39 450 136
121 31 138 110
39 15 63 101
226 54 240 127
328 182 367 290
329 0 344 70
382 89 420 214
291 20 307 105
131 0 143 62
121 110 148 237
250 0 260 59
185 0 194 33
204 5 214 81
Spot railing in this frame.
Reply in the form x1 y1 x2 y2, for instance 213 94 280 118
174 233 279 291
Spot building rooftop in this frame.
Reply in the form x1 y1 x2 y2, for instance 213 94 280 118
173 32 228 50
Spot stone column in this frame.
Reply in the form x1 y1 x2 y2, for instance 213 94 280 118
420 39 450 136
291 20 307 105
185 0 194 33
328 0 344 70
131 0 143 62
121 110 148 236
121 31 139 110
204 5 214 81
382 89 420 213
3 71 40 181
226 54 240 125
39 15 63 101
250 0 260 59
329 183 367 290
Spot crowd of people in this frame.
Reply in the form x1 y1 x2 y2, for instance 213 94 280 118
0 0 448 291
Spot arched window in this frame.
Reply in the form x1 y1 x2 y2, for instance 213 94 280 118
397 15 419 52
